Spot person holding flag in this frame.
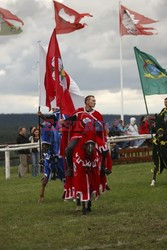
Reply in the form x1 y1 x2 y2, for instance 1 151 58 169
134 47 167 186
37 0 95 198
155 98 167 135
159 98 167 120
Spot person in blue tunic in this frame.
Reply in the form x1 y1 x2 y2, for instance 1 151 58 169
38 108 66 202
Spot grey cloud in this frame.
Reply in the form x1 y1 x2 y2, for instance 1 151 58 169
0 0 166 101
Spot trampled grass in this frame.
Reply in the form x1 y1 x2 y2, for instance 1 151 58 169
0 163 167 250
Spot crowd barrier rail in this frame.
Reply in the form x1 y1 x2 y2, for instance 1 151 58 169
0 134 153 179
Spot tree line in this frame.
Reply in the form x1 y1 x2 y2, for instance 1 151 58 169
0 113 142 144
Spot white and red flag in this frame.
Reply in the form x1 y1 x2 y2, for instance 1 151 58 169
0 7 24 35
45 28 75 115
38 34 84 114
120 5 157 36
53 0 92 34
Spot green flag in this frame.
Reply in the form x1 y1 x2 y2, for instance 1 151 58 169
134 47 167 95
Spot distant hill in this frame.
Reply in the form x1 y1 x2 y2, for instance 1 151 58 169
0 114 38 143
0 113 144 144
101 114 142 125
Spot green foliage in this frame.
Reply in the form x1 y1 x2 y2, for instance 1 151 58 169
0 163 167 250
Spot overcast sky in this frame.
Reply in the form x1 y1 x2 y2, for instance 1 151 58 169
0 0 167 115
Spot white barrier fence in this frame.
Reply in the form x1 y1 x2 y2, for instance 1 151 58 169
0 142 39 179
108 134 152 143
0 134 152 179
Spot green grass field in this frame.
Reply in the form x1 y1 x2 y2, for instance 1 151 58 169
0 163 167 250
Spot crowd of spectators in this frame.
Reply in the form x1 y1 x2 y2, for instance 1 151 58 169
16 125 40 177
16 115 156 175
106 115 156 159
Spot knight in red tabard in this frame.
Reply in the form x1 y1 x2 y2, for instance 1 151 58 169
70 127 104 201
60 95 112 197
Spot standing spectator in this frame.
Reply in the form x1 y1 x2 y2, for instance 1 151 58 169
139 116 149 134
139 116 152 146
127 117 139 147
29 128 40 177
104 122 110 136
28 126 36 139
109 119 121 136
117 120 128 135
127 117 139 136
16 127 30 177
127 117 145 147
108 119 128 148
117 119 129 148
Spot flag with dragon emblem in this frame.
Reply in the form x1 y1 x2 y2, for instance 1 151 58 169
53 0 92 34
44 28 75 115
134 47 167 95
120 5 157 36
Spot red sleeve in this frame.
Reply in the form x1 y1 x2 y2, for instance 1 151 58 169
71 107 84 116
93 110 107 141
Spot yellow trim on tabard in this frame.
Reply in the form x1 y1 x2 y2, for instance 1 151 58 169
160 140 167 145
